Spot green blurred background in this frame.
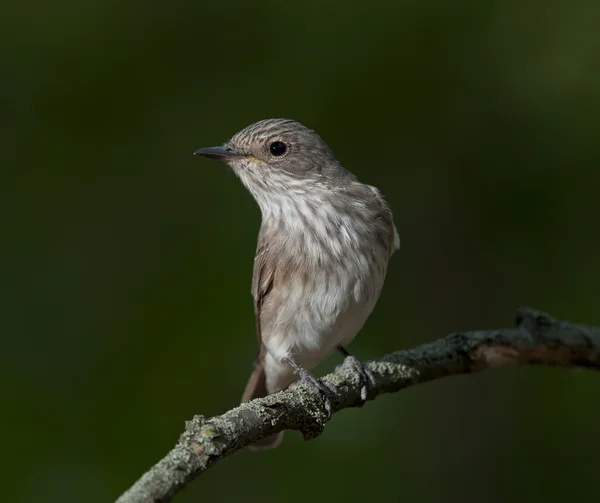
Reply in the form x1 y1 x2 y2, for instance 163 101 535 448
2 0 599 501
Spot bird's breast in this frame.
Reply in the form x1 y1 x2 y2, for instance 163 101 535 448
259 204 390 364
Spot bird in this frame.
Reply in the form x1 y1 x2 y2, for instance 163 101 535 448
194 119 399 449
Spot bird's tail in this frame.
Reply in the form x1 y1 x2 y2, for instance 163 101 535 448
241 364 284 450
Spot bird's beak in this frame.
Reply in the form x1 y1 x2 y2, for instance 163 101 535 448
193 146 244 160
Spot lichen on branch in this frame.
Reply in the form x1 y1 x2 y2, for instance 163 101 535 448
115 307 600 503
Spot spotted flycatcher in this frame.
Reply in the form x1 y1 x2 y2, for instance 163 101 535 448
194 119 399 449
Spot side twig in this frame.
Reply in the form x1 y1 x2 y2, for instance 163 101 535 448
116 307 600 503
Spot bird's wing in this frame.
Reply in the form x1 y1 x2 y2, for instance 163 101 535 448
251 230 275 352
369 185 400 255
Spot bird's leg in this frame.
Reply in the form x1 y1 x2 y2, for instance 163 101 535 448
283 356 332 416
337 346 376 401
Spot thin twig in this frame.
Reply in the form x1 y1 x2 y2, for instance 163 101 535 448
115 307 600 503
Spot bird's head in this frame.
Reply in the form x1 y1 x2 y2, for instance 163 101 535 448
194 119 354 206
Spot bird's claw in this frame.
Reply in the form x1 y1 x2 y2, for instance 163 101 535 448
342 355 376 401
284 356 332 417
301 373 333 417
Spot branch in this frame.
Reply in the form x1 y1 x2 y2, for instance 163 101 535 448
116 307 600 503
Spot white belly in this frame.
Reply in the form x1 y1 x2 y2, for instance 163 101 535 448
263 253 385 367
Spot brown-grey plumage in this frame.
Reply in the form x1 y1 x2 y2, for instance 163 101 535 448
195 119 399 449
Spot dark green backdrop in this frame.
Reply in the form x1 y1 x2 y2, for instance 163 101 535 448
2 0 599 502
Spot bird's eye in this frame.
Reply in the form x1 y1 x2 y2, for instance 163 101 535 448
269 141 287 156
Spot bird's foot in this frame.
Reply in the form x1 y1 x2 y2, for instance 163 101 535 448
283 357 332 417
337 347 376 401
